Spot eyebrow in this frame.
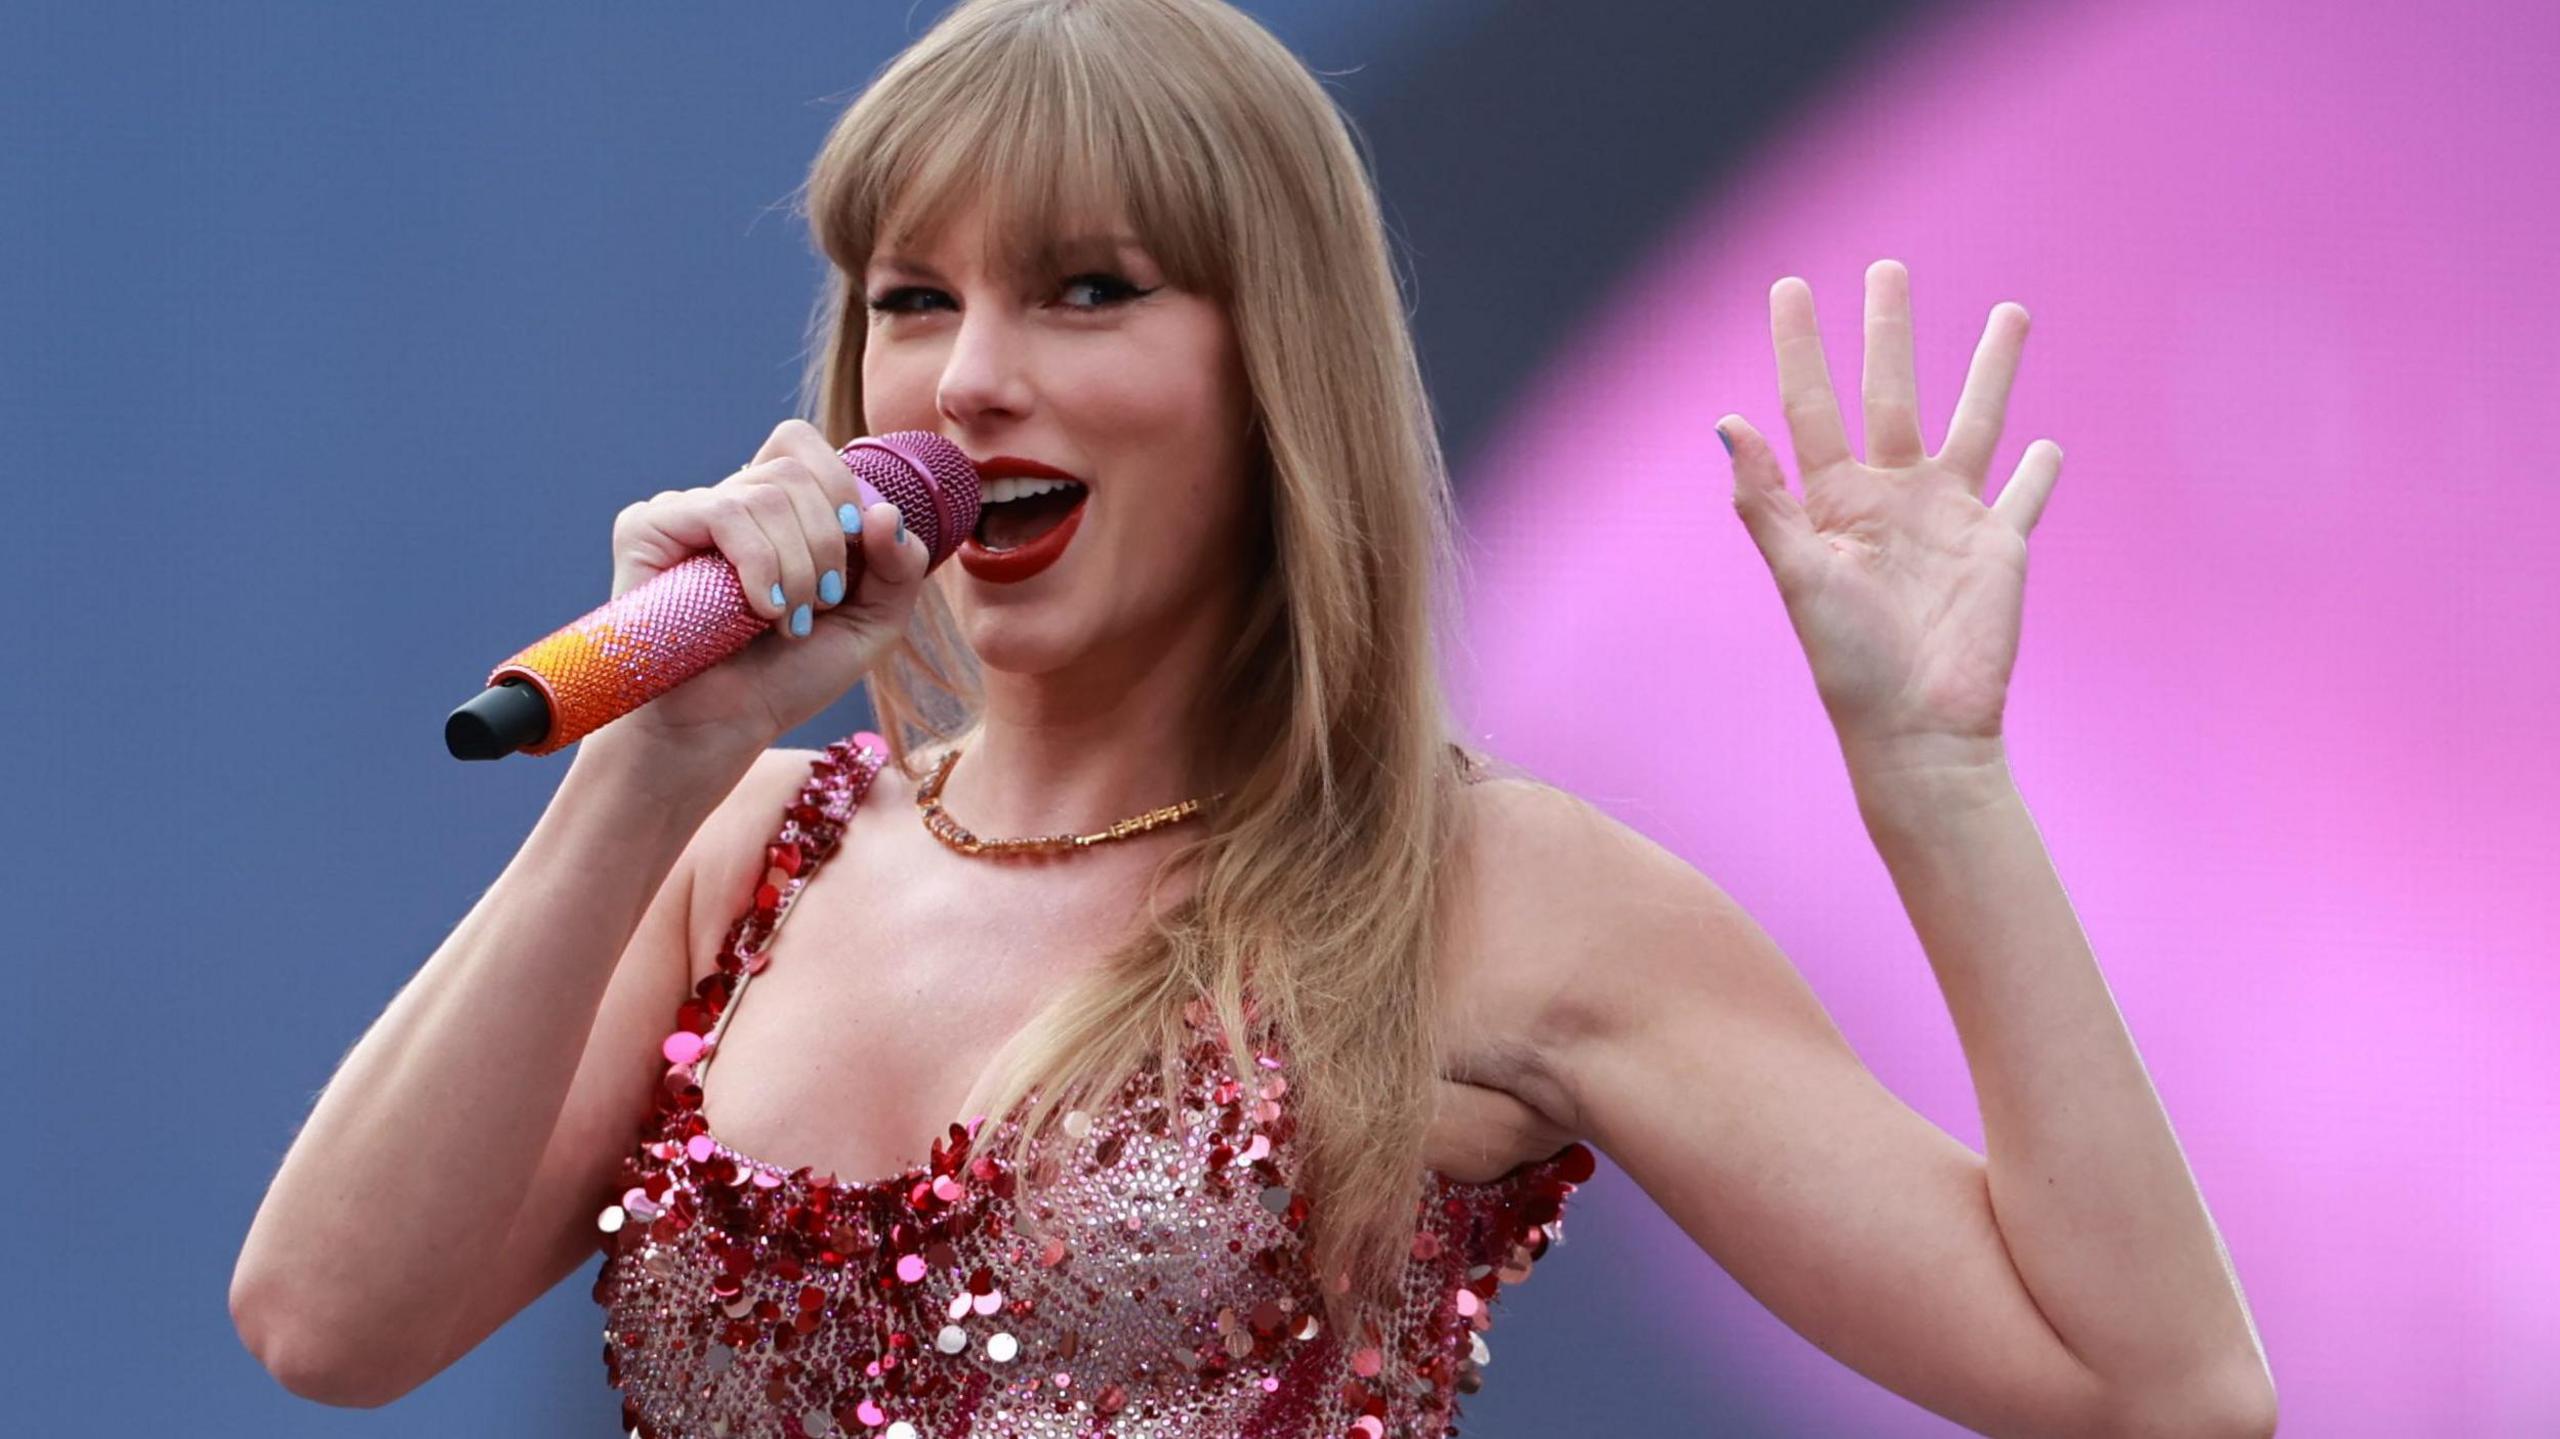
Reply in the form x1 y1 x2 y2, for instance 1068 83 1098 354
868 232 1148 280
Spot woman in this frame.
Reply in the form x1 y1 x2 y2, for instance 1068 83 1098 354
230 1 2275 1435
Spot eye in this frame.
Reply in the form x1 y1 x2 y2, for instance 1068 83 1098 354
864 285 951 315
1056 272 1156 310
862 273 1160 318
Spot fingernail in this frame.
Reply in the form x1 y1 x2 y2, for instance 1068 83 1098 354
819 569 844 605
838 502 863 534
790 602 812 637
768 581 786 608
1715 425 1735 457
894 513 906 545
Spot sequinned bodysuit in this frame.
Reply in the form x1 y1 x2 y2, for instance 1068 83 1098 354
593 731 1596 1438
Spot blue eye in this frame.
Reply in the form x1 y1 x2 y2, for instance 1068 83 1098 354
863 274 1158 316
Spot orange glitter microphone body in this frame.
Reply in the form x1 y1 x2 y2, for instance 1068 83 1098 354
445 431 981 760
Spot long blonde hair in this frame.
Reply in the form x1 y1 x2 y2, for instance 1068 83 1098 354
790 0 1490 1336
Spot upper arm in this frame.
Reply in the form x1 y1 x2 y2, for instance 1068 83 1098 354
425 745 820 1375
1480 782 2117 1439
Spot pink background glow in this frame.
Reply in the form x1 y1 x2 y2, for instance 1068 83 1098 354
1452 0 2559 1431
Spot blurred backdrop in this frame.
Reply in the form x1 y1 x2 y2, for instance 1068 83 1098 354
5 0 2552 1433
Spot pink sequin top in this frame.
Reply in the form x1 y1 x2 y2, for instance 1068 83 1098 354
592 731 1595 1439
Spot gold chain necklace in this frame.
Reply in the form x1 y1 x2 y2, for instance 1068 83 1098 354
915 746 1220 858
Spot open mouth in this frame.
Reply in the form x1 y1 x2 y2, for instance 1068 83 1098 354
957 476 1090 585
972 478 1089 552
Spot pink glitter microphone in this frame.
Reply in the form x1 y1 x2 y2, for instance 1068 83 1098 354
445 431 981 760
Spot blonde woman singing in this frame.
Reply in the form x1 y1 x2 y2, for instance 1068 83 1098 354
232 2 2273 1435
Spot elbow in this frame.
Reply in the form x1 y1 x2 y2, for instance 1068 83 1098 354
2189 1393 2278 1439
229 1262 428 1408
2106 1365 2279 1439
2202 1360 2280 1439
2225 1381 2279 1439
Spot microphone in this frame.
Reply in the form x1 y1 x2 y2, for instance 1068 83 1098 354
444 430 982 761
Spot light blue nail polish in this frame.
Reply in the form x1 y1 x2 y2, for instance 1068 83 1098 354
819 569 843 605
1716 426 1735 457
768 581 786 608
894 513 906 544
790 602 811 637
838 502 862 534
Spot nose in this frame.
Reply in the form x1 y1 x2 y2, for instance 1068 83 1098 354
935 306 1033 430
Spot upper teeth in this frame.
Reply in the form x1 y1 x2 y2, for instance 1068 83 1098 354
981 475 1081 504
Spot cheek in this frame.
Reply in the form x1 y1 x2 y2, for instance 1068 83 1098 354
859 344 936 429
1108 394 1244 526
1091 353 1238 457
1132 436 1259 572
1102 343 1255 556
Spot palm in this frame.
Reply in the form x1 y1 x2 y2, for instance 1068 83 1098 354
1718 260 2063 763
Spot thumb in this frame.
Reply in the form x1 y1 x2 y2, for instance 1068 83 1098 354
1718 416 1823 589
844 499 932 607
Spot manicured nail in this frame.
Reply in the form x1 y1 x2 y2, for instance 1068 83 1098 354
768 581 786 608
819 569 844 605
838 502 862 534
1715 425 1735 457
894 512 906 545
790 602 812 637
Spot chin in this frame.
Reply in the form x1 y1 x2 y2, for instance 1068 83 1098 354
953 598 1099 679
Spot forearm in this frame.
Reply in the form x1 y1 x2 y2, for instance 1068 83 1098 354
1845 741 2272 1422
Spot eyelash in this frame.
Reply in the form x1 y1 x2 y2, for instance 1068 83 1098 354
864 273 1156 315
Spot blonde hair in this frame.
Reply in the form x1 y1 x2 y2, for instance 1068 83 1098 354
790 0 1494 1337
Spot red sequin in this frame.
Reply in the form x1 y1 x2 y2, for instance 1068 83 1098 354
592 734 1592 1437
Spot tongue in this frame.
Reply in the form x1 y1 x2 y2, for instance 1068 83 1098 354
977 487 1085 551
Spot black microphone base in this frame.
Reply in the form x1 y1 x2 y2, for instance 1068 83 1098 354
445 678 552 760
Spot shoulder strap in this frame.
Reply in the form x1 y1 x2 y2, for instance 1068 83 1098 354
687 732 887 1082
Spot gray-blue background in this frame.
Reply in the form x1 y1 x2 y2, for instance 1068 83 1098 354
4 1 1921 1432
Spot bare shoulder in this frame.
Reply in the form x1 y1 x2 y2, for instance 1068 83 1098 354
1449 770 1738 994
1453 771 1705 899
1444 769 1766 1132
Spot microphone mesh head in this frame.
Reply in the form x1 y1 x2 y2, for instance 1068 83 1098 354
842 431 982 563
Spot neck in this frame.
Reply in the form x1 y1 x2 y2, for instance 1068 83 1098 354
937 589 1246 842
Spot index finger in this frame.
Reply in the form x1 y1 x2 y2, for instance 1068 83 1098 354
1771 277 1854 478
755 417 883 513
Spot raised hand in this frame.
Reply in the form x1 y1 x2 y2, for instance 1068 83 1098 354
1716 260 2062 775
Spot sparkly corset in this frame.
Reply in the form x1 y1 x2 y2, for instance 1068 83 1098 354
592 731 1595 1439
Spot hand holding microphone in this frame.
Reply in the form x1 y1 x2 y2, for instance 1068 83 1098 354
445 422 980 765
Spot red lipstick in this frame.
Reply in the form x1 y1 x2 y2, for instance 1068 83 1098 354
970 454 1080 481
958 453 1089 585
